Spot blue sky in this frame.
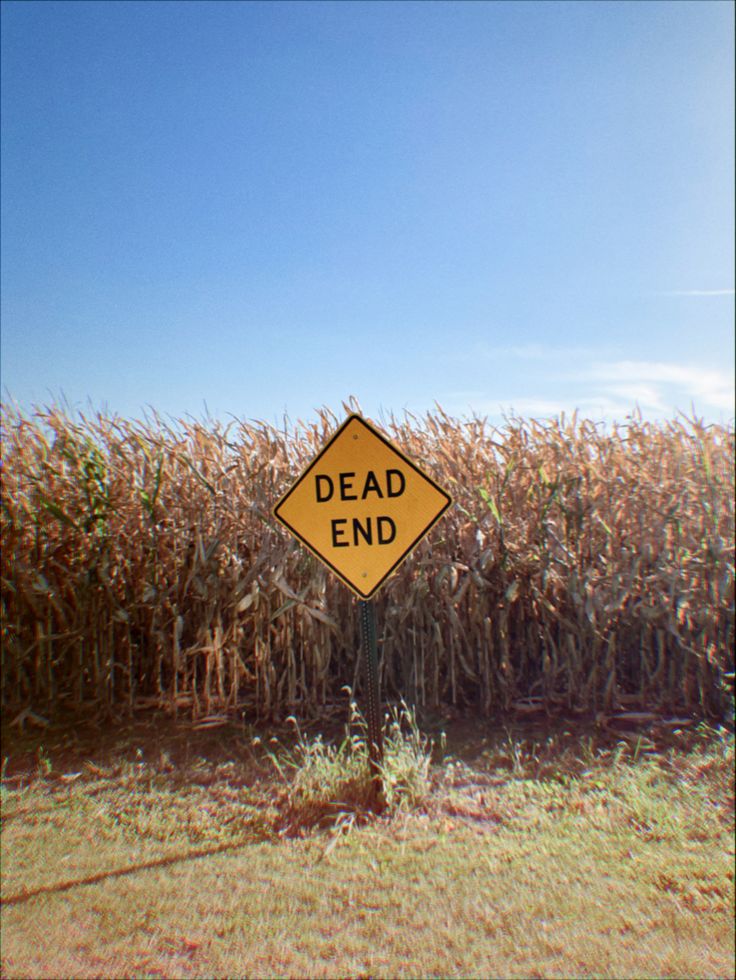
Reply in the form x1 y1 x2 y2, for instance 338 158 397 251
2 0 734 427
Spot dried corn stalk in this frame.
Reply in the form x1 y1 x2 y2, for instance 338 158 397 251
1 402 733 720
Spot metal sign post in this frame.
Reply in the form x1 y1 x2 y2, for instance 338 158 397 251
359 599 383 794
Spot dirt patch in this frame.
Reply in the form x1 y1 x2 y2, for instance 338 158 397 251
1 698 710 786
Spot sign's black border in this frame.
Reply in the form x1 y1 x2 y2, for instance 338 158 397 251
272 413 453 599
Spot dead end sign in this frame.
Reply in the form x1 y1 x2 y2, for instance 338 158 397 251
273 414 453 599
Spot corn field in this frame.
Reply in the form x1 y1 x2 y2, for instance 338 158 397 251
1 401 734 721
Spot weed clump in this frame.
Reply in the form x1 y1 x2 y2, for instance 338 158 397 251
259 700 434 832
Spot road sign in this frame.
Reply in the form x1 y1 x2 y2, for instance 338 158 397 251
273 414 452 599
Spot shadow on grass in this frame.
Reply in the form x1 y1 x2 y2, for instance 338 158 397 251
1 837 254 907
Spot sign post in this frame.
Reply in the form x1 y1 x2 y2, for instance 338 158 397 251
273 413 452 801
359 598 383 790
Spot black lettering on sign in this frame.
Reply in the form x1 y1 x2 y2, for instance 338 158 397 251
386 469 405 498
330 516 397 548
339 472 357 500
361 470 382 499
353 517 372 545
316 475 333 503
318 469 407 502
377 516 396 544
331 518 348 547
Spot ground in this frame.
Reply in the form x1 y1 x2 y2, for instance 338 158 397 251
1 705 734 979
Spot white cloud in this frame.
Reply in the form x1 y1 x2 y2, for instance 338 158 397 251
586 360 735 412
450 394 638 423
599 383 666 411
443 355 735 424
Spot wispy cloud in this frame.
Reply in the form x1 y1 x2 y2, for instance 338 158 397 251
585 360 735 413
443 353 735 424
443 393 645 423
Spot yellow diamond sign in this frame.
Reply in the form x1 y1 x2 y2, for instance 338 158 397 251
273 414 452 599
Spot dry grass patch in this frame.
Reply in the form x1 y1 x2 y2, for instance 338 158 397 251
2 721 733 979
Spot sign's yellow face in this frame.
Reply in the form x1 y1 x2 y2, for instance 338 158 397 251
273 414 452 599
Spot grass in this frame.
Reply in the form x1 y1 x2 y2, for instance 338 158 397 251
2 714 733 979
260 700 435 827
